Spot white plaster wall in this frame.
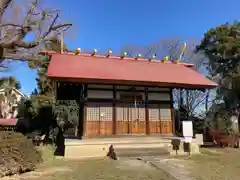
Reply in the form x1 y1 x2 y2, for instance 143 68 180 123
148 87 170 92
116 86 145 91
116 92 145 101
88 84 170 92
88 84 113 89
88 90 113 99
148 93 171 101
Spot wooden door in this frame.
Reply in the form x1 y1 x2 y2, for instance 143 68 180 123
128 103 146 134
129 103 139 134
116 104 129 134
148 104 173 134
116 103 146 135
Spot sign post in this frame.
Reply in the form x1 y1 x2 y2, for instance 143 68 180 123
182 120 193 142
182 120 193 155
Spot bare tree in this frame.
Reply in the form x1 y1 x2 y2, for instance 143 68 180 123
0 0 72 67
122 38 214 117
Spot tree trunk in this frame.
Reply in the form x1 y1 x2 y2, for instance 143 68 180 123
0 0 12 21
0 0 12 59
205 89 209 113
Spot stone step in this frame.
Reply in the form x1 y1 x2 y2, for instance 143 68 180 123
63 137 201 159
115 147 169 157
64 142 170 159
64 141 173 159
65 138 173 146
64 144 108 159
65 136 200 146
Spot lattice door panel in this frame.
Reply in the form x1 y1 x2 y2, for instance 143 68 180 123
100 105 113 121
116 105 129 134
160 104 172 121
129 104 139 134
87 103 100 121
149 105 160 121
149 104 161 133
86 103 113 136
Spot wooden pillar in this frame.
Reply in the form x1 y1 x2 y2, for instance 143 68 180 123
83 84 88 137
112 85 117 135
77 84 84 138
170 88 175 134
145 87 150 135
186 89 190 117
177 88 183 132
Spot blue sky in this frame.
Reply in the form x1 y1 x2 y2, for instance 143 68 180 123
1 0 240 95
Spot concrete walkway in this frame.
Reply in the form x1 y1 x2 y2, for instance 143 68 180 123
137 156 196 180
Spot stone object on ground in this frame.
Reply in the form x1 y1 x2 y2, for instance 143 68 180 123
166 140 200 156
107 145 117 160
195 134 203 146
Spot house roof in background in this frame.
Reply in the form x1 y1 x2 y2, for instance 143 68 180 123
0 118 18 126
0 88 27 98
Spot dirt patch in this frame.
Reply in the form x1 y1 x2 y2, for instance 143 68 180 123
1 158 177 180
116 158 153 170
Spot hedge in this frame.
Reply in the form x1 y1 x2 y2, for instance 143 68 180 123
0 131 42 177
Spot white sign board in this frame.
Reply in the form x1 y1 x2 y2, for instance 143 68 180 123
182 121 193 142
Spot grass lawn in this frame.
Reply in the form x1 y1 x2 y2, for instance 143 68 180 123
11 146 176 180
5 146 240 180
31 158 177 180
15 158 176 180
179 148 240 180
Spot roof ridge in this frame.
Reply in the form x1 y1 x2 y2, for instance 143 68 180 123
40 50 194 67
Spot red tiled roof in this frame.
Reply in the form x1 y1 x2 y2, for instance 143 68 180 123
0 118 18 126
47 53 218 89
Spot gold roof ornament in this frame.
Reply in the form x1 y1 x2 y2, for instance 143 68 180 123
92 49 97 56
106 49 112 57
135 53 142 60
75 48 81 55
162 56 169 63
148 54 156 61
121 52 127 59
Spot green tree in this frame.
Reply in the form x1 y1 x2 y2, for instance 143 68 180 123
196 22 240 109
0 76 21 90
17 34 76 144
30 35 67 97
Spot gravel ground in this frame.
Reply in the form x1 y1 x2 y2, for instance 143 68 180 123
1 157 176 180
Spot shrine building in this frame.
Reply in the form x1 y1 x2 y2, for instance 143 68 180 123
45 49 217 138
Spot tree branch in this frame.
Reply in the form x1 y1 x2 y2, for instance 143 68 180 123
0 0 72 64
0 24 23 28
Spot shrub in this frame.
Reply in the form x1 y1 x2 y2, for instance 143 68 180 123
0 131 42 177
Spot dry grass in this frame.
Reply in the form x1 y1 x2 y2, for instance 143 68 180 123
1 145 176 180
179 148 240 180
8 145 240 180
15 158 176 180
33 158 176 180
